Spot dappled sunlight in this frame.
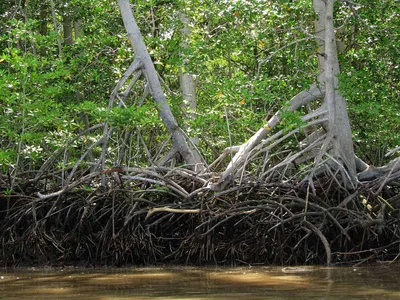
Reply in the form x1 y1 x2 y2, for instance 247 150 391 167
86 271 179 286
1 265 400 299
207 271 312 288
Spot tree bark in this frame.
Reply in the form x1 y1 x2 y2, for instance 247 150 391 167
74 20 82 40
117 0 204 170
211 85 324 190
211 0 358 190
315 0 357 188
40 4 48 36
179 12 198 145
49 0 62 55
63 15 73 46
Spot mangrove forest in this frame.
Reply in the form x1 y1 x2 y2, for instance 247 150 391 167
0 0 399 267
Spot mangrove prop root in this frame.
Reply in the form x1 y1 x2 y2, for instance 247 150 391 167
1 165 399 266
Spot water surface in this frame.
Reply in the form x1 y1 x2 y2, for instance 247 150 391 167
1 264 399 299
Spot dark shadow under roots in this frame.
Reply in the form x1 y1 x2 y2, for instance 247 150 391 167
1 168 399 267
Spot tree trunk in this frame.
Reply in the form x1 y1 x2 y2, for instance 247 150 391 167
117 0 204 170
315 0 357 187
179 12 198 145
49 0 62 55
63 15 73 45
74 20 82 40
211 0 358 190
40 4 48 36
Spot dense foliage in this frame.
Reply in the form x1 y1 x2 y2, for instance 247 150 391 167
0 0 399 268
0 0 398 180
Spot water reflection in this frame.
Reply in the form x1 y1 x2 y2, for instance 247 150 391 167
0 265 399 299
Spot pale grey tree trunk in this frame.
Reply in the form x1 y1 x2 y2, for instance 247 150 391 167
74 20 82 40
314 0 357 187
211 0 357 190
179 12 198 145
49 0 62 55
117 0 204 170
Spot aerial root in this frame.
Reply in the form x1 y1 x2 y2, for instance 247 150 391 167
1 166 399 266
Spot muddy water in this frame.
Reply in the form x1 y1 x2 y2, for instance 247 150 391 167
0 264 400 299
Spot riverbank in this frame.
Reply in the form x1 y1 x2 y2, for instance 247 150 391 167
1 169 399 267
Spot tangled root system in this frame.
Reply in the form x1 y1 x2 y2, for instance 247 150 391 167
1 167 399 267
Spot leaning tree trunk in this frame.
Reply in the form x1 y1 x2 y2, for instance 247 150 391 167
117 0 204 170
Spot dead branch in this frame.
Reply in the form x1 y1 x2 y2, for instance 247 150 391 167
145 206 201 220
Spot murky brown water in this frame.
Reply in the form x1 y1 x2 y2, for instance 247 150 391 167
0 264 399 299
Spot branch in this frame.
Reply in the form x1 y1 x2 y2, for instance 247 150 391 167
210 84 325 190
208 146 241 171
109 59 143 109
145 206 201 220
358 157 400 182
257 37 318 74
37 170 104 199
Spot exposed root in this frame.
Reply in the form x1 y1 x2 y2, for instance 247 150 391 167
1 166 399 267
145 207 201 220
